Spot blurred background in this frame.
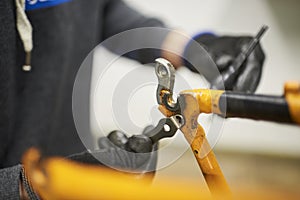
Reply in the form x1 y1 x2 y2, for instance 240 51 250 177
90 0 300 196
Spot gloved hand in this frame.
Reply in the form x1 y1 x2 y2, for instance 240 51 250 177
70 126 158 175
184 33 265 93
20 126 158 199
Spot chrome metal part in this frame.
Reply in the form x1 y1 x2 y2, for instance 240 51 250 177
143 117 180 144
170 114 184 129
155 58 176 105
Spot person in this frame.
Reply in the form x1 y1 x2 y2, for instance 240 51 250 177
0 0 265 199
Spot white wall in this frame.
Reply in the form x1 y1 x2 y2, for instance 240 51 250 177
91 0 300 158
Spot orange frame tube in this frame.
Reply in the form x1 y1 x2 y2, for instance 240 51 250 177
159 89 231 198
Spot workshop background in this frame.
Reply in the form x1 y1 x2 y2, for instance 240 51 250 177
90 0 300 196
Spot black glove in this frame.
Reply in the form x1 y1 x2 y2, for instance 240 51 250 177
19 127 158 199
69 126 158 175
184 33 265 93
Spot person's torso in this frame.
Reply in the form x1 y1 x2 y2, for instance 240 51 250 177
0 0 108 167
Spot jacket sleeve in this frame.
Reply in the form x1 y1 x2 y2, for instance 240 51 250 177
0 165 22 199
103 0 165 39
0 165 40 200
102 0 169 63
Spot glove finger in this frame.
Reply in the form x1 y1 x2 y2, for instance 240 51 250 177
98 137 114 149
128 143 158 174
127 135 153 153
126 129 158 173
142 125 155 135
97 138 156 172
107 130 129 150
234 45 265 92
233 54 262 93
134 125 158 173
215 54 233 72
211 66 234 90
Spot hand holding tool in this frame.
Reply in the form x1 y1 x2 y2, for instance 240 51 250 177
211 25 268 91
184 26 267 92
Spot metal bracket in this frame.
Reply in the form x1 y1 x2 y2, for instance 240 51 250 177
155 58 176 105
155 58 181 113
144 115 184 144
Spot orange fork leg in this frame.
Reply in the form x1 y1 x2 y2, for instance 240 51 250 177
159 89 231 197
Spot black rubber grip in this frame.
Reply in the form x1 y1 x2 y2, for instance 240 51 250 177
219 91 293 123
